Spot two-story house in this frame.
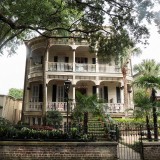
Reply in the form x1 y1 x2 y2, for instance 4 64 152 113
22 36 133 126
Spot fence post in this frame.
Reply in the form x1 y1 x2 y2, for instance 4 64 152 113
140 124 144 160
115 124 119 142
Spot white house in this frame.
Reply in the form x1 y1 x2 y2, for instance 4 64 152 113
22 36 133 126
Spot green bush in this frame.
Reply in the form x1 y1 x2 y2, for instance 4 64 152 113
113 118 146 125
45 111 63 128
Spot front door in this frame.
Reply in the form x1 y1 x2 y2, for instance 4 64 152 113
76 88 87 95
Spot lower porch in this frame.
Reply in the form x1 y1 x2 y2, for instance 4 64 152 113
24 79 133 125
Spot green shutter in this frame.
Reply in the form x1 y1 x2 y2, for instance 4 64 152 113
116 87 121 103
104 86 108 103
52 85 57 102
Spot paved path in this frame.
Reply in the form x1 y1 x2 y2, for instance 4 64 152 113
118 143 141 160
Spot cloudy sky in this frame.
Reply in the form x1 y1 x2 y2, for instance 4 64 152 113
0 24 160 95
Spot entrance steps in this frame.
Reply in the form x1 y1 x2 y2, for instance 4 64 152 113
87 115 108 141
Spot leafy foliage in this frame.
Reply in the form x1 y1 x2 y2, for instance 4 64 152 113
8 88 23 99
0 0 159 57
134 59 160 77
0 117 12 126
72 92 101 122
133 89 152 119
114 118 146 125
133 59 160 90
133 59 160 140
45 111 63 128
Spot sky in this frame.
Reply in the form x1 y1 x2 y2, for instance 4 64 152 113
0 45 26 95
0 24 160 95
132 24 160 65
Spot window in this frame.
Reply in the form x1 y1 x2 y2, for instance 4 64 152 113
32 117 35 125
57 85 65 102
92 58 96 64
75 57 88 64
33 56 43 65
38 118 41 125
31 84 43 102
116 87 121 103
54 56 58 62
32 85 39 102
99 86 108 103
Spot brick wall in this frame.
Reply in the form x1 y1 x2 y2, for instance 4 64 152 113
0 141 117 160
143 142 160 160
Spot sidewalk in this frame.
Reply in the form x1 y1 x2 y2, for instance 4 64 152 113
118 143 141 160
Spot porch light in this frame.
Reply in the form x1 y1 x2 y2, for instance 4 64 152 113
120 86 124 90
64 79 71 132
64 79 71 92
128 89 132 93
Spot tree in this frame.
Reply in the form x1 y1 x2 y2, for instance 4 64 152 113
0 0 158 55
8 88 23 99
133 89 152 140
72 92 101 122
72 92 101 133
134 59 160 77
133 59 160 141
120 47 141 116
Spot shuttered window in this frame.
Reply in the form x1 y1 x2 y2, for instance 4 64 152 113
116 87 121 103
52 85 57 102
92 86 96 95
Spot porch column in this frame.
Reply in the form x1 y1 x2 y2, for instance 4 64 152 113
128 86 133 109
96 52 99 72
120 83 124 112
46 45 49 71
21 44 30 122
96 85 100 99
72 85 76 109
72 44 76 72
42 43 49 121
35 117 38 125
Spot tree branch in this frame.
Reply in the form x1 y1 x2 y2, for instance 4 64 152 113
0 29 25 51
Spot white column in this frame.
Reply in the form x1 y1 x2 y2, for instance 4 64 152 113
72 44 76 72
73 49 76 72
46 83 48 110
121 87 124 104
46 49 49 71
96 85 99 99
72 85 76 109
96 52 99 72
73 85 75 104
35 117 38 125
42 44 49 118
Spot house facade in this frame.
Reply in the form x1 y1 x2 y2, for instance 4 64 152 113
0 95 22 124
22 37 133 126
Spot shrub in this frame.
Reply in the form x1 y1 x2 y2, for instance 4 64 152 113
45 111 63 128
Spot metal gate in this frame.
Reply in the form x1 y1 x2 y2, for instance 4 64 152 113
117 124 144 160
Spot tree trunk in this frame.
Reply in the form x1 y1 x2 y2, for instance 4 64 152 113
122 66 128 117
150 88 158 141
83 112 88 134
146 115 152 141
153 106 158 141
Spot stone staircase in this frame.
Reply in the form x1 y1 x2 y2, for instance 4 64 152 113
87 115 108 141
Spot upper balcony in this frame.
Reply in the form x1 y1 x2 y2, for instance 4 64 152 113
29 62 122 75
47 62 121 73
28 39 132 79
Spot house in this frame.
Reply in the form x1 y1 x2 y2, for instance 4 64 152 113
0 95 22 124
22 36 134 126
